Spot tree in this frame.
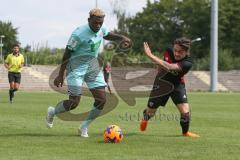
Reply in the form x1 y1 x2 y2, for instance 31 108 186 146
109 0 129 34
219 0 240 56
125 0 183 54
0 21 19 57
179 0 211 59
120 0 211 59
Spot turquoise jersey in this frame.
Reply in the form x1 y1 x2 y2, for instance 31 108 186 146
67 24 109 57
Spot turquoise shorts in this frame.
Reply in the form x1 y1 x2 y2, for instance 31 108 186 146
66 56 106 96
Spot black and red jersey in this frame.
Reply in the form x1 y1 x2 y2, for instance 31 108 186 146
159 48 193 85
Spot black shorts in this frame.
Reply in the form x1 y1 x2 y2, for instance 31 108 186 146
147 77 188 109
8 72 21 83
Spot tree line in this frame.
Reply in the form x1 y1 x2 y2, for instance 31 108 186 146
115 0 240 70
1 0 240 70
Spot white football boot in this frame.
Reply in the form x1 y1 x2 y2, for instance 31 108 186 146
78 128 89 138
46 106 55 128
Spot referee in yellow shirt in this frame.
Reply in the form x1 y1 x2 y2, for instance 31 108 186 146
4 44 24 103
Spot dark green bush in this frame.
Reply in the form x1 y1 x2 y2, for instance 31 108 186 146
13 46 239 71
218 49 234 71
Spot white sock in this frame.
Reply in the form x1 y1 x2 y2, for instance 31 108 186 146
53 101 66 115
80 106 101 129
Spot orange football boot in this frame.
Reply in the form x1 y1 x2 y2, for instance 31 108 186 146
182 132 200 138
140 119 148 131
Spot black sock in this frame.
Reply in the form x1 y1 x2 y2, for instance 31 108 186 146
180 112 190 134
9 89 14 100
143 109 154 121
12 89 18 98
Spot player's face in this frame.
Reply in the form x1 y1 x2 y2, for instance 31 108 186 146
173 44 187 61
88 17 104 33
13 46 20 54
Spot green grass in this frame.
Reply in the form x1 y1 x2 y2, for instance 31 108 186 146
0 91 240 160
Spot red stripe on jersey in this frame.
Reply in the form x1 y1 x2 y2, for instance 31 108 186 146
163 51 172 63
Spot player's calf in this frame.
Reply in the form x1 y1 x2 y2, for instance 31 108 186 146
9 89 14 103
180 112 190 134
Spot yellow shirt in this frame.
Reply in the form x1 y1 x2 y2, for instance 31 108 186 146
5 53 24 73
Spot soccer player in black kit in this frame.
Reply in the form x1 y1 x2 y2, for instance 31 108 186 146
140 37 199 138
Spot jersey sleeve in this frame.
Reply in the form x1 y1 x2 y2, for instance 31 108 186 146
101 25 109 37
21 55 24 64
177 59 192 74
4 54 10 64
67 33 81 51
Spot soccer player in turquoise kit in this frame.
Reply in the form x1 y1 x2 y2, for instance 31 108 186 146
46 8 131 137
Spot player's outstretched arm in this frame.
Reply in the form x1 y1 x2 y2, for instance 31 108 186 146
143 42 181 72
104 32 132 44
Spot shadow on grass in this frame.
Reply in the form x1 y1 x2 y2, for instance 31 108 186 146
132 131 182 138
0 133 79 137
0 132 183 140
161 134 183 138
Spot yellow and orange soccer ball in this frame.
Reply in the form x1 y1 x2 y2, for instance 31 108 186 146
103 125 123 143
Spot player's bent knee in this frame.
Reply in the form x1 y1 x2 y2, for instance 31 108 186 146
94 97 106 110
70 101 79 109
65 98 80 110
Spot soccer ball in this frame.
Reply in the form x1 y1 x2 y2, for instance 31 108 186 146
103 125 123 143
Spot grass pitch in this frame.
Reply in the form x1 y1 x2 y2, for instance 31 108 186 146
0 91 239 160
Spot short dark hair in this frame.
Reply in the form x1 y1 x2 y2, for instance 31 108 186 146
13 44 20 48
174 37 191 52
